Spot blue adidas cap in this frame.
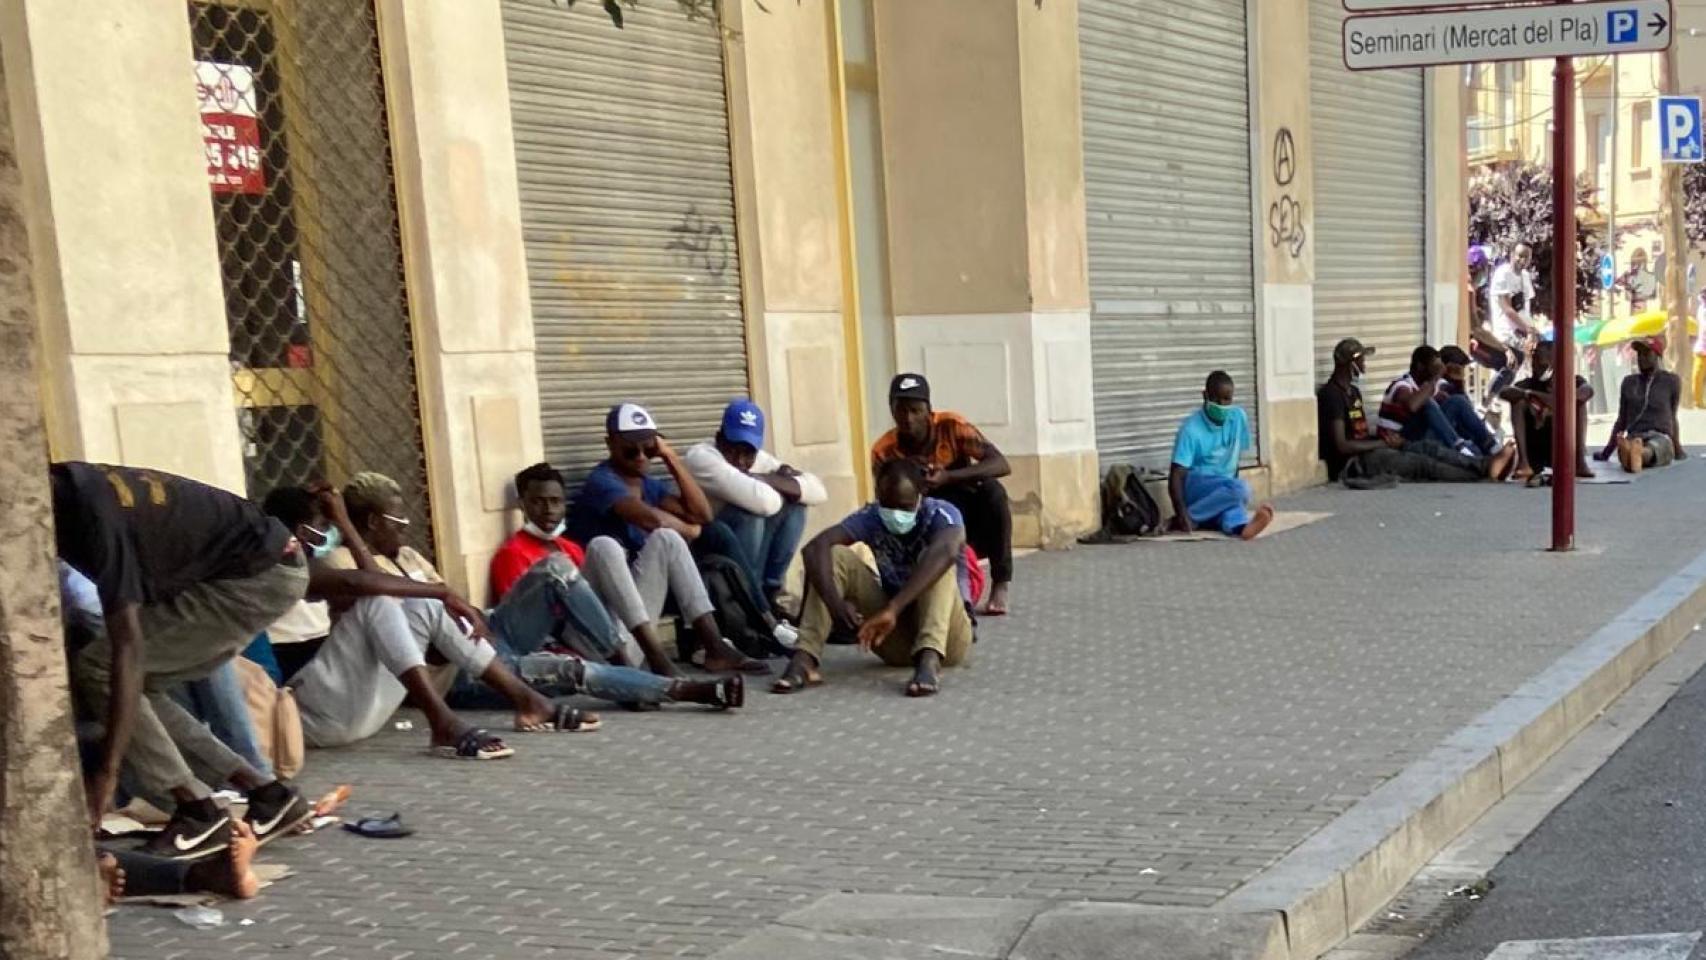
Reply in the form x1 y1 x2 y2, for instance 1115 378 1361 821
720 399 765 450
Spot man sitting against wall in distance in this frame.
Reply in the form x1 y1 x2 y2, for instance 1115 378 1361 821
1166 370 1274 540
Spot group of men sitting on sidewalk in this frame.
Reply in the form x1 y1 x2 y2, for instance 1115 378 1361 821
52 333 1690 901
51 371 1022 882
1317 335 1685 486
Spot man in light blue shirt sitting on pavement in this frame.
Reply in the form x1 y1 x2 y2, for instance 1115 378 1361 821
1167 370 1275 541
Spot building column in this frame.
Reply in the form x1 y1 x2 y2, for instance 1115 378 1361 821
378 0 544 599
721 0 862 524
1251 0 1322 495
2 0 244 492
1427 66 1469 348
874 0 1097 548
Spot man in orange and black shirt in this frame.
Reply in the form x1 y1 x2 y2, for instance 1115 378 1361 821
871 373 1014 615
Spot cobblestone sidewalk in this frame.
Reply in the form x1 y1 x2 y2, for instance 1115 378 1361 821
108 458 1706 960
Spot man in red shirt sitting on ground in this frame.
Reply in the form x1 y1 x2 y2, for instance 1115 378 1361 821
483 462 743 712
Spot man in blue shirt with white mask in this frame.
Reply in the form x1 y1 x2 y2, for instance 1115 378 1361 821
1167 370 1274 540
772 458 973 698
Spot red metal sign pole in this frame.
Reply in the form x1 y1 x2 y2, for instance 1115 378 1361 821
1551 41 1577 552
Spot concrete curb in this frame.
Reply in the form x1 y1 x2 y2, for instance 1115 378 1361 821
1223 546 1706 960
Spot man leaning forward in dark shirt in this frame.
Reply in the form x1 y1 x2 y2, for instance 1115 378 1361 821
56 462 491 860
1595 339 1687 474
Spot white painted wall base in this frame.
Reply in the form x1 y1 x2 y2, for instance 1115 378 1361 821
1261 282 1317 402
1430 281 1461 349
892 310 1096 459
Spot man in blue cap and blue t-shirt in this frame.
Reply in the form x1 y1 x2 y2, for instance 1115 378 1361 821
684 399 828 617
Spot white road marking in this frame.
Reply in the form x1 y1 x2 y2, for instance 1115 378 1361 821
1487 932 1703 960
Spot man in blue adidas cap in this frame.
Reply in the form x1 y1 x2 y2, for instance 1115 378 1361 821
685 399 828 617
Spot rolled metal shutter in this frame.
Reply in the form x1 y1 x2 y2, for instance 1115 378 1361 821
1310 0 1427 385
1081 0 1259 468
503 0 748 478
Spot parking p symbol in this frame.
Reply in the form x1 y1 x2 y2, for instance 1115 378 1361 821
1608 9 1638 43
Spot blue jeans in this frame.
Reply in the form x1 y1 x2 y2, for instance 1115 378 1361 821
717 502 807 596
1183 472 1252 535
1440 392 1498 456
691 519 772 613
451 554 674 708
1400 397 1478 456
168 661 274 781
447 636 674 708
486 553 627 662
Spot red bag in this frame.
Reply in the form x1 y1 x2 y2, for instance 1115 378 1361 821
963 545 986 607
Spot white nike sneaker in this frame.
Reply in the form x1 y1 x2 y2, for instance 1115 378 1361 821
772 622 800 650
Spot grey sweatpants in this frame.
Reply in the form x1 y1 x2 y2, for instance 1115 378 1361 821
581 531 715 630
291 596 497 747
74 559 309 802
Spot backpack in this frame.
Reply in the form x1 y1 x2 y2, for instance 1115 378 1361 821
1081 464 1163 543
234 655 305 780
693 553 787 660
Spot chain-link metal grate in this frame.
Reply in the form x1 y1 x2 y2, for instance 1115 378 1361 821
191 0 434 557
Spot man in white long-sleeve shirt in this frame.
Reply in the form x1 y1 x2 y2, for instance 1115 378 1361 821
684 399 828 614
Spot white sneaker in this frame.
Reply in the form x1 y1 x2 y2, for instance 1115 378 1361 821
772 622 800 650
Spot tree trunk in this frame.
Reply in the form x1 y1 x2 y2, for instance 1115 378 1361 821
0 40 108 960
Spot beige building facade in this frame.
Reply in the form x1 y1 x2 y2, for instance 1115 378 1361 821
6 0 1464 598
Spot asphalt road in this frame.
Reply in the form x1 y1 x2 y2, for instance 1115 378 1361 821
1409 660 1706 960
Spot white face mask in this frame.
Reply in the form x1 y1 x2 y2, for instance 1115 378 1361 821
522 519 566 541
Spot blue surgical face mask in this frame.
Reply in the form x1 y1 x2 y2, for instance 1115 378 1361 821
522 519 566 541
878 507 919 535
305 524 342 560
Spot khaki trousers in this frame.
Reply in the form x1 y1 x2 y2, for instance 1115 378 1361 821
797 546 973 667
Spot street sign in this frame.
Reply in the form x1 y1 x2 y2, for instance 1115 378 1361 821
1342 0 1672 71
1601 254 1617 290
1658 95 1704 163
1345 0 1525 9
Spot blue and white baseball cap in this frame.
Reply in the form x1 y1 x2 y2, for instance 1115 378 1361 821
605 402 659 443
720 399 766 449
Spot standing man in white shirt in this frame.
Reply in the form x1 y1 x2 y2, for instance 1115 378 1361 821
1486 243 1537 404
684 399 828 616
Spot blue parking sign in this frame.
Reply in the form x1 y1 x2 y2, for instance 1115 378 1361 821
1608 8 1641 43
1659 96 1704 163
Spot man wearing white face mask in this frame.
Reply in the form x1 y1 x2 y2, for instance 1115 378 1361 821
772 459 974 698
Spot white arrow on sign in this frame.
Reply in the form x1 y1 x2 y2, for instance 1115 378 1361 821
1343 0 1672 72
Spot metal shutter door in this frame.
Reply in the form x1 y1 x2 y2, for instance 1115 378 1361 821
503 0 748 477
1081 0 1259 468
1310 0 1427 385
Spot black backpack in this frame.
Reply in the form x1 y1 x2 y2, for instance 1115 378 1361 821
692 553 787 660
1080 464 1162 543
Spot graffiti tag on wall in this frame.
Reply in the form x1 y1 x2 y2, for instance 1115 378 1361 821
1268 127 1306 260
665 204 731 279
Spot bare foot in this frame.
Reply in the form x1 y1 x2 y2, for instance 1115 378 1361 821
1488 443 1519 481
1240 504 1276 541
982 582 1010 617
905 650 943 697
1576 461 1596 480
97 852 125 905
185 819 261 899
